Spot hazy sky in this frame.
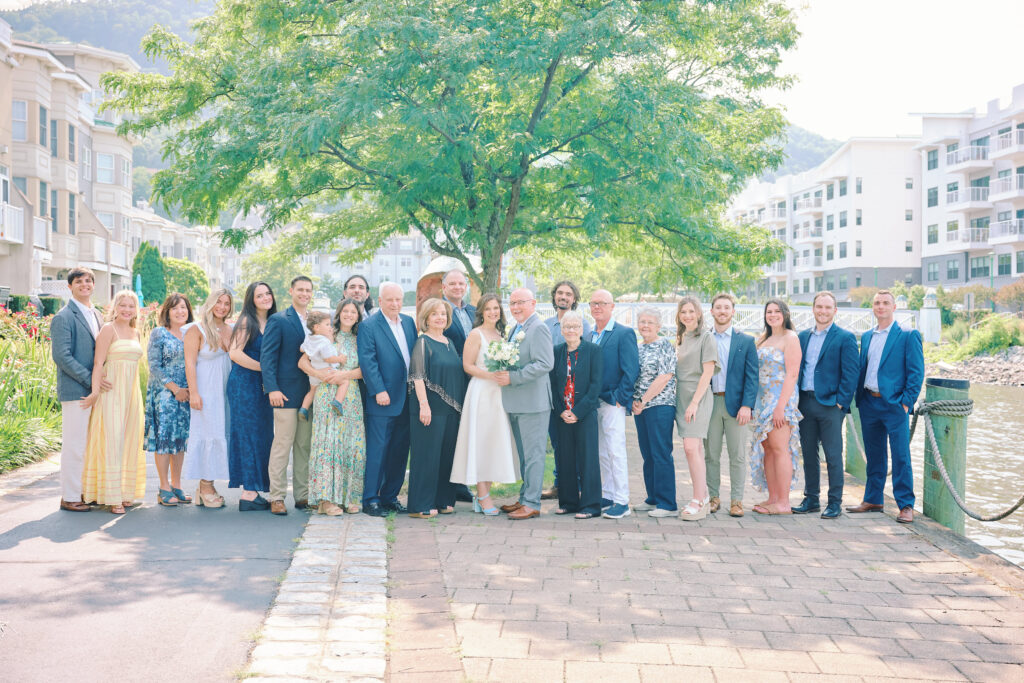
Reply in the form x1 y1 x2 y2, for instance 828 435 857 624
3 0 1023 140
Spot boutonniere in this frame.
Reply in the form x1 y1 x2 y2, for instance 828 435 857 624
515 331 526 343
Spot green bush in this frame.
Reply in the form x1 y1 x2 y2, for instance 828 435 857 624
944 319 969 345
132 242 166 305
164 257 210 306
0 414 61 474
7 294 32 313
929 316 1024 363
0 334 61 473
39 296 63 316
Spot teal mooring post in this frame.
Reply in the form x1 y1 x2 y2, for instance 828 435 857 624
845 401 866 481
922 377 969 535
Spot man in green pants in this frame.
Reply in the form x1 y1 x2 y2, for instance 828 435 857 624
703 294 759 517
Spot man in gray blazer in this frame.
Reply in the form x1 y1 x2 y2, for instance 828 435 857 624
50 267 110 512
495 288 554 520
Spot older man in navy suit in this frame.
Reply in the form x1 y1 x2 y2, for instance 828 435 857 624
263 276 314 515
793 291 859 519
589 289 639 520
358 281 417 517
847 290 924 524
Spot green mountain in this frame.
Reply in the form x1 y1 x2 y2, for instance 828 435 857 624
1 0 215 72
761 125 843 182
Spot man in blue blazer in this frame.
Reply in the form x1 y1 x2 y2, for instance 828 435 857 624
588 290 640 519
847 290 924 524
50 266 109 512
440 269 477 357
793 292 859 519
357 282 417 517
703 293 759 518
262 276 314 515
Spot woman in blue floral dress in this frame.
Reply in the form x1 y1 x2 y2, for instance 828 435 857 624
145 293 195 506
750 298 803 515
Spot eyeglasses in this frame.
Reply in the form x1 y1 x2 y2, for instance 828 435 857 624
590 301 613 307
509 299 533 306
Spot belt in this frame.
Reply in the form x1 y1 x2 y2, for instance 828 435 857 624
800 389 815 395
712 391 725 396
867 390 882 398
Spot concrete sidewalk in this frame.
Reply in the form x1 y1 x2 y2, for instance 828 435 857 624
386 425 1024 682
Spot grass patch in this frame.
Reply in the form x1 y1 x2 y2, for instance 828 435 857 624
925 315 1024 363
488 449 555 499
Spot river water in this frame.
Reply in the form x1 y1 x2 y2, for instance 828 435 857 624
906 383 1024 567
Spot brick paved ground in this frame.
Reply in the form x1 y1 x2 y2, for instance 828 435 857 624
385 425 1024 682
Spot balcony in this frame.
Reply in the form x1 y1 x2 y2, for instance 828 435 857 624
110 242 128 268
79 234 108 263
991 218 1024 245
33 216 47 249
761 207 787 224
793 256 823 272
946 187 991 212
988 174 1024 203
945 145 992 173
990 129 1024 162
794 197 823 215
947 226 990 251
0 202 25 244
792 227 823 245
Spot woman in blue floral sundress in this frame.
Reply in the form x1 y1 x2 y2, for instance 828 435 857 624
750 298 803 515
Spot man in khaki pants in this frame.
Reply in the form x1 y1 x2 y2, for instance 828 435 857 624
262 277 314 515
703 293 759 517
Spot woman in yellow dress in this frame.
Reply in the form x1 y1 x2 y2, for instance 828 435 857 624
81 290 147 514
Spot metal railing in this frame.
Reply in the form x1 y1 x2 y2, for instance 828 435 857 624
795 197 823 211
946 145 989 166
793 256 823 269
956 227 990 244
793 227 823 240
0 202 25 244
763 207 787 221
990 173 1024 195
994 128 1024 151
946 187 989 204
991 218 1024 239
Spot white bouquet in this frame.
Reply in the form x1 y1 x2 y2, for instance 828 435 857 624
484 331 525 371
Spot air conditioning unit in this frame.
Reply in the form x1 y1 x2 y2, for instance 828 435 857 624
0 145 9 154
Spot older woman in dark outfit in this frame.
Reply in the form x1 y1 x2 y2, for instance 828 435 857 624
549 311 604 519
407 298 467 518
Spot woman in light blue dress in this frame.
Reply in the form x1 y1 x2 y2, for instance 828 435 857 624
750 298 802 515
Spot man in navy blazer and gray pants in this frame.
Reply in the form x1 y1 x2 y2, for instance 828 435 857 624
357 282 417 517
793 291 859 519
51 266 109 512
262 276 314 515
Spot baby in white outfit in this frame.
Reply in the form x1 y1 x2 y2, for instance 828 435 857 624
299 311 350 419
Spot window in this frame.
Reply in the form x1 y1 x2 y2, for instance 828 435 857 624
97 153 114 183
777 282 786 295
855 240 862 257
0 165 7 203
825 276 835 290
855 274 862 287
12 101 27 141
856 177 862 194
839 211 847 228
68 194 76 235
927 187 938 207
13 176 26 194
1018 250 1024 273
998 253 1011 276
83 147 92 180
50 189 57 229
970 256 989 279
815 276 823 291
947 259 960 280
947 181 959 194
38 181 47 218
905 177 914 189
50 119 58 157
927 263 939 281
927 224 938 244
97 212 114 229
947 220 958 239
399 257 412 268
927 149 938 170
68 125 76 162
826 214 834 231
839 274 848 290
826 245 834 261
839 178 847 196
905 210 913 221
826 184 834 200
906 241 913 252
121 157 131 187
947 142 959 155
399 240 413 250
39 106 47 147
803 278 810 293
839 242 847 258
856 209 862 226
121 216 130 242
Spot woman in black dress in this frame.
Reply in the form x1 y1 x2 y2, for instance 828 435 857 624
549 311 603 519
407 298 467 518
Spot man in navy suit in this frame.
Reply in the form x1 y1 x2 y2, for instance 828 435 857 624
263 276 314 515
793 291 859 519
588 289 640 519
357 281 417 517
440 269 476 356
847 290 924 524
703 293 758 518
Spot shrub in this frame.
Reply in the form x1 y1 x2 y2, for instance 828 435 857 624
995 277 1024 313
944 319 969 345
132 242 166 304
163 257 210 306
39 296 63 316
0 414 61 474
8 294 32 313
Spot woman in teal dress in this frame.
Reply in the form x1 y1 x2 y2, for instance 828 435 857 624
750 298 803 515
302 298 366 515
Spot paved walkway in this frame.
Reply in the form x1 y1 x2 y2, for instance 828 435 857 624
384 425 1024 682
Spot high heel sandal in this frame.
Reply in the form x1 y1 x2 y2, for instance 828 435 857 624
679 496 710 521
318 501 343 516
472 495 482 513
195 489 225 508
157 489 178 506
478 495 499 516
171 487 193 504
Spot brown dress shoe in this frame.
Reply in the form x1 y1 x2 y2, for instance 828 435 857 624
294 499 308 510
845 501 884 513
729 500 744 517
270 500 288 515
60 499 90 512
709 497 721 513
500 502 523 513
897 506 914 524
508 506 539 520
540 486 558 500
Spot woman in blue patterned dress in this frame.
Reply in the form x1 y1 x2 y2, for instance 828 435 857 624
227 282 277 511
300 298 365 515
750 298 803 515
145 293 195 506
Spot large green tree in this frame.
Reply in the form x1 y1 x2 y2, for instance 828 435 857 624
164 257 211 306
240 248 314 309
106 0 796 292
131 242 166 305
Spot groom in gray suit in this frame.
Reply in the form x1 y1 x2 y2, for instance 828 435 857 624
495 288 554 520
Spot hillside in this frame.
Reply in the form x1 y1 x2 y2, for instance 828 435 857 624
762 125 843 182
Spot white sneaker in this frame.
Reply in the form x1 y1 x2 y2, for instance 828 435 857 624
633 501 656 512
647 508 676 518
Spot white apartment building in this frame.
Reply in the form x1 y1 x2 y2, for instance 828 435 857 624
918 84 1024 290
131 201 224 293
729 138 922 303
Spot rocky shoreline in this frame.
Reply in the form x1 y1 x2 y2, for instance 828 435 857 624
927 345 1024 386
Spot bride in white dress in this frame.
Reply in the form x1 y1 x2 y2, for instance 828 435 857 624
450 294 519 515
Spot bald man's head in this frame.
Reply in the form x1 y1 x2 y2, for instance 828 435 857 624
589 289 615 327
